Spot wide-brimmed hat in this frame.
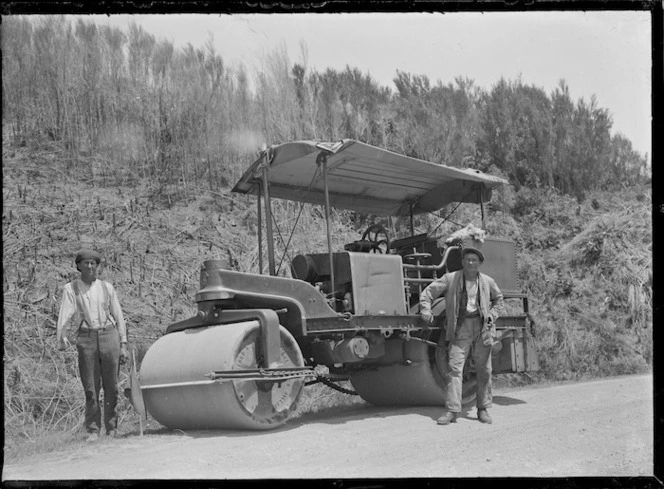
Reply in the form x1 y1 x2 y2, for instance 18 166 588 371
75 249 101 265
461 247 484 263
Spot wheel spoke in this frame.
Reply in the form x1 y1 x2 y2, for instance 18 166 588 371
361 224 390 254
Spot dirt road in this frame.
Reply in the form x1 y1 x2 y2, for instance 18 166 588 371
3 374 653 480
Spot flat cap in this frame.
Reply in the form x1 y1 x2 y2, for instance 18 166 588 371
75 249 101 264
461 247 484 263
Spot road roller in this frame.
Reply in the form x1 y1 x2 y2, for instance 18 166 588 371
140 140 539 430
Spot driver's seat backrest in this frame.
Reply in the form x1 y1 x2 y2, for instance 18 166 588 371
445 237 520 294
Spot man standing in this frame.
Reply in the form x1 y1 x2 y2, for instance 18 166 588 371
57 249 129 442
420 247 504 425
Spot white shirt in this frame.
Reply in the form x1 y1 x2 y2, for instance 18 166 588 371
56 279 127 346
465 279 479 314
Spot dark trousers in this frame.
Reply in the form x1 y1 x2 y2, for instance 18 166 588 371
76 328 120 434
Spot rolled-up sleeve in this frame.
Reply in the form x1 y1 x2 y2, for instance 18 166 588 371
108 284 128 343
419 274 451 314
56 284 76 348
487 278 505 321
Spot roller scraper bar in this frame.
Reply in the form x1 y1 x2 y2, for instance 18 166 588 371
205 367 316 382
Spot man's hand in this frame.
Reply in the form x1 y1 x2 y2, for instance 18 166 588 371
421 310 434 325
119 343 129 365
57 337 72 350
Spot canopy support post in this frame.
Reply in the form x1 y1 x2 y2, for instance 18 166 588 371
479 185 486 230
409 204 415 235
256 185 263 275
261 156 276 276
317 152 335 308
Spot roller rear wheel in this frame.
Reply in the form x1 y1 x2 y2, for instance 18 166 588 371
140 320 305 430
349 335 476 406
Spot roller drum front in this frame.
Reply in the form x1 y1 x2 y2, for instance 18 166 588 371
140 320 305 430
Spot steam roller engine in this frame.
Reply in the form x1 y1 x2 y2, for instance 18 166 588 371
138 139 539 431
140 245 474 430
140 237 537 430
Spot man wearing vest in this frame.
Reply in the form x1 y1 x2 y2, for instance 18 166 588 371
420 247 504 426
56 249 129 442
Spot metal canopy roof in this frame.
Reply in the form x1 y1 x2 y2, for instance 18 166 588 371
231 139 508 217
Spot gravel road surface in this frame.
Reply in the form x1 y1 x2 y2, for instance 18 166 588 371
3 374 653 480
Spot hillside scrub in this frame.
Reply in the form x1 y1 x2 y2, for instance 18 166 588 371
3 135 652 461
517 186 652 380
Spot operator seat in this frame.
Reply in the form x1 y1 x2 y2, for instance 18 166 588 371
389 233 429 253
343 240 375 253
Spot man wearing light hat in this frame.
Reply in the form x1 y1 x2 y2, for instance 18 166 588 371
56 249 129 442
420 245 504 425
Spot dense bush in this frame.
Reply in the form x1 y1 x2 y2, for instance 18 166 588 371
2 16 649 200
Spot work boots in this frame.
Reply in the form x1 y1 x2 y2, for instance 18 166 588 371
85 432 99 443
436 411 458 425
478 409 493 424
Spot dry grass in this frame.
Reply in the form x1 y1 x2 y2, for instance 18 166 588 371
518 185 652 380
